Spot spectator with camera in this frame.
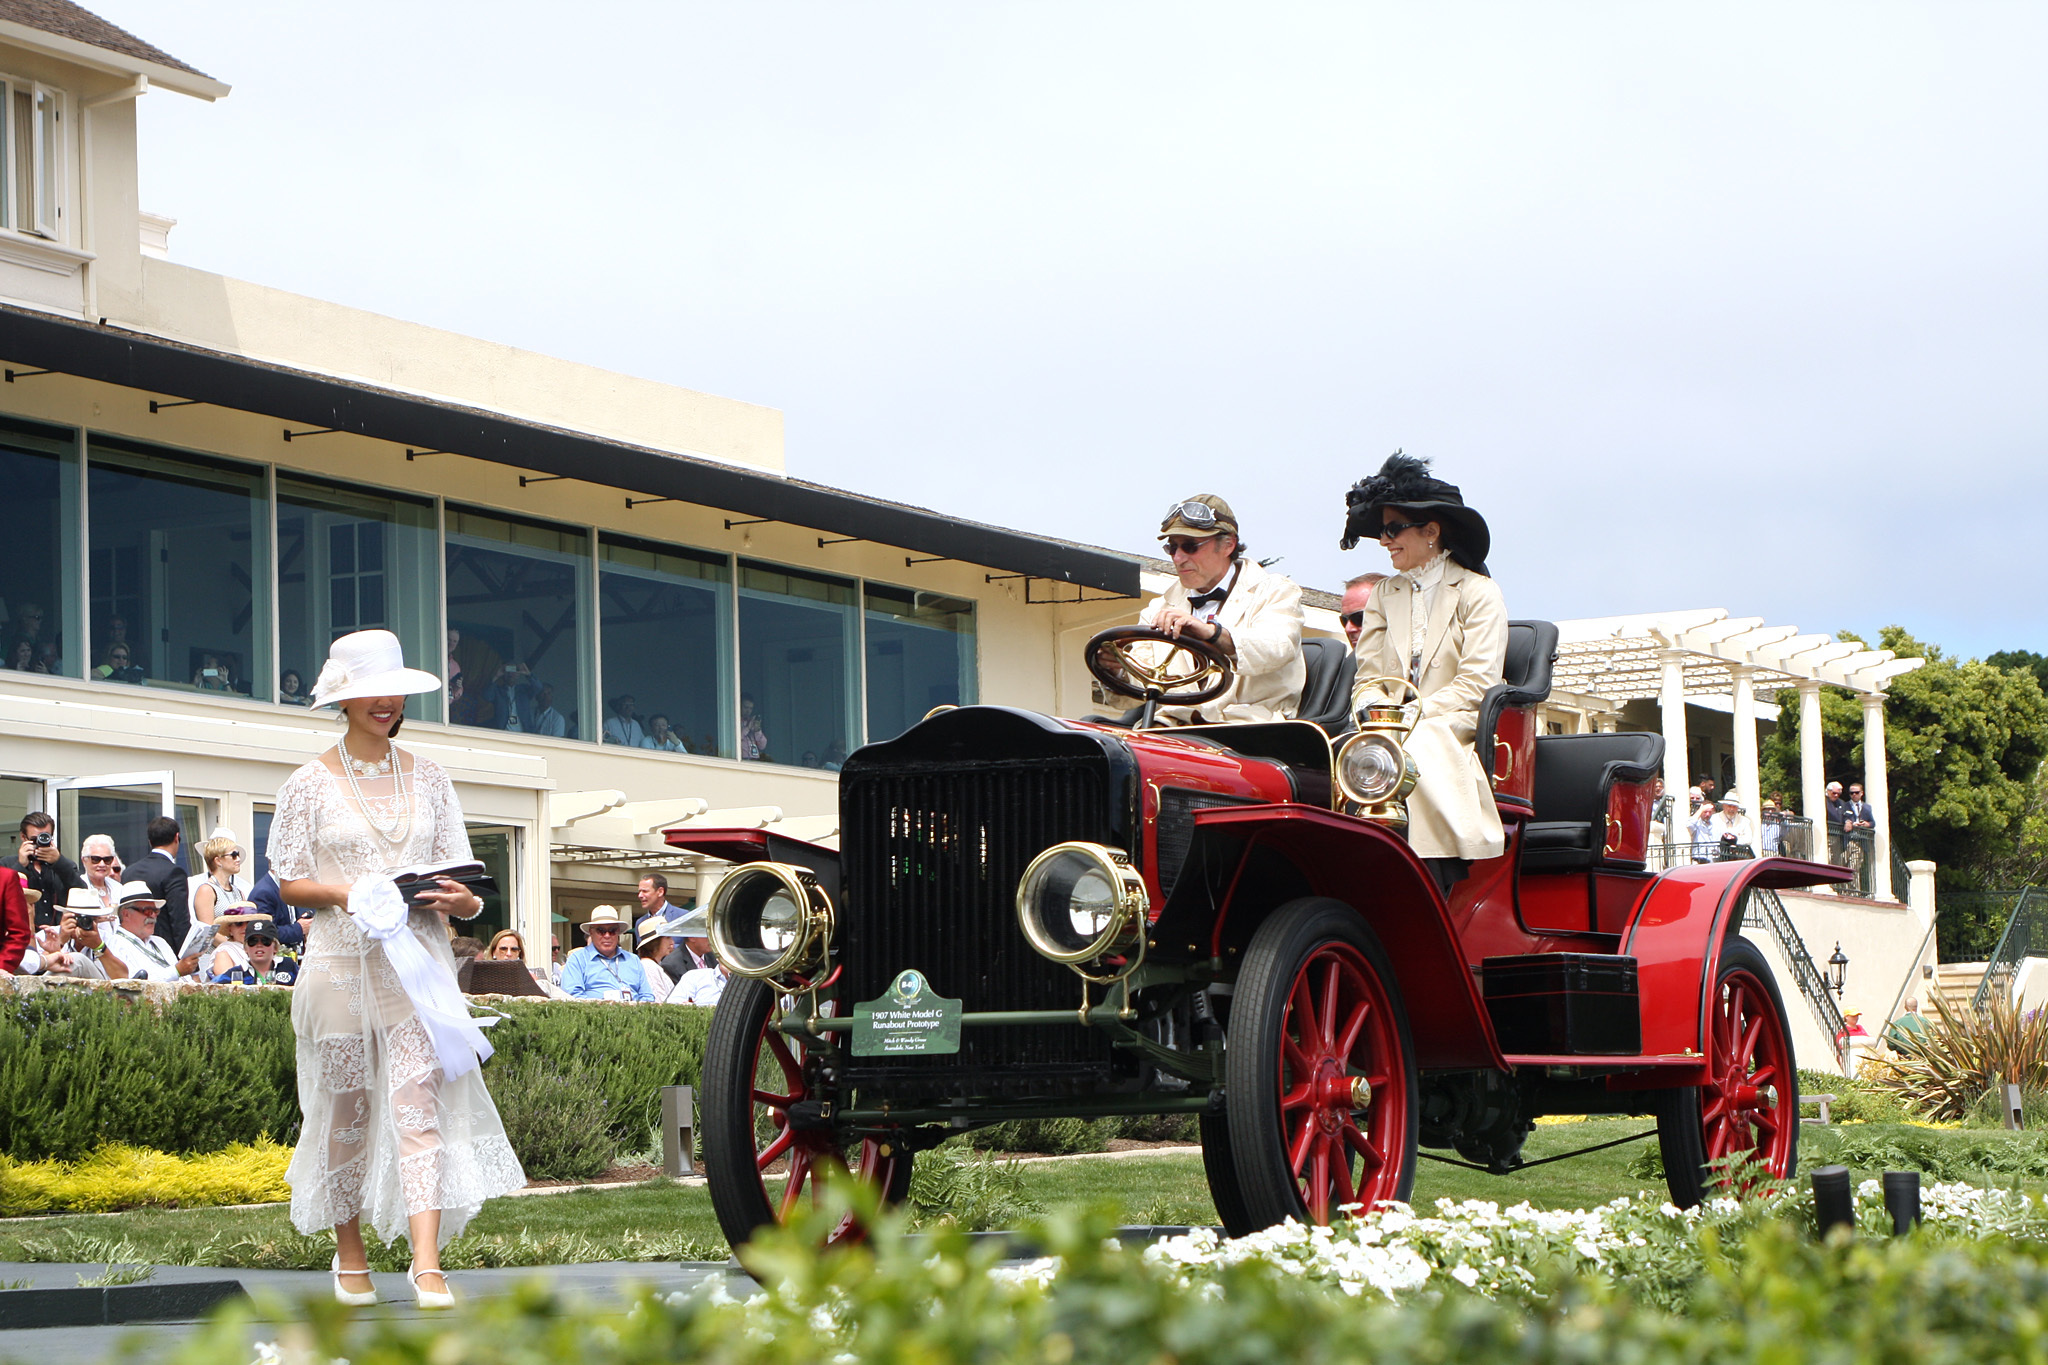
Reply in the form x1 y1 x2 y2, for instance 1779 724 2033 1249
15 813 85 929
25 887 120 977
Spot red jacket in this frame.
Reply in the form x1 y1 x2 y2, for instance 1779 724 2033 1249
0 871 30 974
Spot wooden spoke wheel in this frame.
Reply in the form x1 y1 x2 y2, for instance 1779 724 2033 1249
702 978 912 1248
1226 898 1417 1230
1657 937 1800 1208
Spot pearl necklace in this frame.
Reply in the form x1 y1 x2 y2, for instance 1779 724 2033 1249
336 739 411 843
340 737 394 778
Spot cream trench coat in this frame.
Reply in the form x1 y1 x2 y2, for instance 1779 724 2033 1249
1351 561 1507 861
1135 559 1306 724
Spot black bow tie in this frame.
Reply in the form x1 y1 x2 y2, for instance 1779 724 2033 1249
1188 587 1227 610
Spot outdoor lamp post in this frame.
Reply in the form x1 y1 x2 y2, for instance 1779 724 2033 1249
1828 943 1849 998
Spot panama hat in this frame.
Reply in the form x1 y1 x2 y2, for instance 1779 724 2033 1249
214 901 267 926
1719 792 1746 811
310 629 443 708
579 905 631 937
116 881 164 910
63 886 116 918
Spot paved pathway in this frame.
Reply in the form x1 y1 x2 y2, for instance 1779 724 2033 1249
0 1260 740 1365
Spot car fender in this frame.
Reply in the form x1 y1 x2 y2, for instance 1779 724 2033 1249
1155 802 1506 1072
1623 857 1853 1060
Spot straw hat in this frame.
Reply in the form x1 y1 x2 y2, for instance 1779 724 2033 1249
116 881 164 910
214 901 267 926
63 886 116 918
579 905 631 937
311 629 442 708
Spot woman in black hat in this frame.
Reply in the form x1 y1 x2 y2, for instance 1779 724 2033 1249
1340 453 1508 890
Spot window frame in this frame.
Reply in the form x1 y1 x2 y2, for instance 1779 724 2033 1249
0 76 66 241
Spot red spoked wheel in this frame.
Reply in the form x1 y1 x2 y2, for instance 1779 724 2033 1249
1658 937 1800 1207
703 978 913 1248
1227 899 1418 1230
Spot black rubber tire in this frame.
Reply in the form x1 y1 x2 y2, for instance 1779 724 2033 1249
1657 937 1801 1208
1199 1112 1257 1237
1226 897 1419 1231
702 978 912 1248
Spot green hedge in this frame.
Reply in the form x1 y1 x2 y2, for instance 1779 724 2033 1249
0 988 710 1163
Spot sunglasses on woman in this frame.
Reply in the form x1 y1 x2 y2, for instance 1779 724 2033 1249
1378 519 1428 540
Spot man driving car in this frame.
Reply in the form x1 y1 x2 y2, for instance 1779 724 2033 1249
1103 495 1304 724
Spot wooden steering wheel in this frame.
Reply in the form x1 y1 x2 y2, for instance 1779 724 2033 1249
1086 625 1235 707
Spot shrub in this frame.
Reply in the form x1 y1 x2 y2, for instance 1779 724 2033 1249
0 989 297 1161
961 1116 1116 1155
0 1140 292 1216
0 984 711 1161
906 1148 1043 1231
491 1055 616 1182
1874 992 2048 1122
1797 1068 1912 1124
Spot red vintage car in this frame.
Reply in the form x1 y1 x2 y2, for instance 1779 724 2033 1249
673 621 1847 1247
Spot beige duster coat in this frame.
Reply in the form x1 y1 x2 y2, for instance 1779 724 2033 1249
1136 559 1305 724
1351 561 1507 861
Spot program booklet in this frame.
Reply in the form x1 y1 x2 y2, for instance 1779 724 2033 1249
388 860 499 907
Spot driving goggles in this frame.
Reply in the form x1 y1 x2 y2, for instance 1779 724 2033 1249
1162 499 1221 529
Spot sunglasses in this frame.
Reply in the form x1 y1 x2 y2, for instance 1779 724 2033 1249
247 936 277 946
84 854 116 864
1378 519 1428 540
1162 499 1220 529
225 849 245 859
1340 611 1364 628
1163 537 1216 556
588 926 621 935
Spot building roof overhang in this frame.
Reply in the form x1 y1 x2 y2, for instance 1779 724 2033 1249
1553 608 1925 702
0 306 1140 596
0 9 228 101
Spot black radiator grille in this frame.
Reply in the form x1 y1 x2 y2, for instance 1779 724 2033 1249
839 757 1117 1095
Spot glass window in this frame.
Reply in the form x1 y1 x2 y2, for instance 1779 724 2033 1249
598 535 733 757
737 560 856 769
86 436 271 699
445 506 590 740
0 415 79 678
463 824 516 942
277 475 438 718
864 584 976 747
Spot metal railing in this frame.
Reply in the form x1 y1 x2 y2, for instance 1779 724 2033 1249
1972 887 2048 1012
1744 886 1850 1071
1647 841 1758 872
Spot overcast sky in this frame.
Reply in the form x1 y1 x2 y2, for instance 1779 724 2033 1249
111 3 2046 660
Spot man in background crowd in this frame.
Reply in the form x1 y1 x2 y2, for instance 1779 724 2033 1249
124 817 193 952
15 813 84 928
560 906 656 1001
634 873 697 982
101 882 195 981
1339 572 1386 649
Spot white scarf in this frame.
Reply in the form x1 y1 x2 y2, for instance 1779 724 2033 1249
348 875 497 1082
1403 550 1451 682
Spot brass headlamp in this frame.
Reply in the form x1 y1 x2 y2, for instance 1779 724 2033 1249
1336 675 1421 825
1015 841 1150 982
706 862 836 985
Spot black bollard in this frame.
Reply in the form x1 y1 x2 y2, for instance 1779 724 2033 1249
1883 1170 1922 1235
1812 1164 1854 1236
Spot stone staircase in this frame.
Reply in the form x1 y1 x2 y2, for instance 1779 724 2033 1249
1930 962 1988 1015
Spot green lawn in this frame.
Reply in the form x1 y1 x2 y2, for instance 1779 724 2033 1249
3 1119 2035 1270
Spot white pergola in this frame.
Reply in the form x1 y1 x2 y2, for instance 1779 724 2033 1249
1553 609 1923 900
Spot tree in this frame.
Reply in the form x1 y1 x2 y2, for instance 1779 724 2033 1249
1761 627 2048 904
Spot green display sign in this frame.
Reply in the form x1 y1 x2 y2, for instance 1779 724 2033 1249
852 969 963 1057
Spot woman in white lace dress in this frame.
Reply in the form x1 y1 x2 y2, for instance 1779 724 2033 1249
268 630 525 1307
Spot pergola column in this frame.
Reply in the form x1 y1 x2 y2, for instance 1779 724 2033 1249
1659 648 1689 839
1729 663 1760 840
1797 680 1826 849
1862 693 1894 901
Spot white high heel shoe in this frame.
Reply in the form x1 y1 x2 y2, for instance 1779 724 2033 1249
408 1265 455 1310
331 1254 378 1307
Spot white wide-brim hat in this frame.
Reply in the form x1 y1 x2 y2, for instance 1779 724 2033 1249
580 905 631 936
1719 793 1747 812
311 629 442 708
63 886 116 917
116 881 164 910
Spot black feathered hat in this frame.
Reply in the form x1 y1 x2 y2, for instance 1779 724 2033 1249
1339 450 1491 575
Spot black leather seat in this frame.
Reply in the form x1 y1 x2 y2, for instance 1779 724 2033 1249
1296 636 1357 732
1475 622 1558 812
1521 731 1665 873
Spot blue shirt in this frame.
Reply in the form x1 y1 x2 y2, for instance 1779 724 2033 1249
560 944 656 1001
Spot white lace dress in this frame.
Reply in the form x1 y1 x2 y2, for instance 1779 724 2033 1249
267 754 526 1245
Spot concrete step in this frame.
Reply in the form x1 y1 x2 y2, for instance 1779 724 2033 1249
1931 962 1988 1012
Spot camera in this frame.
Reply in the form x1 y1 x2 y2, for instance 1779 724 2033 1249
31 832 53 848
